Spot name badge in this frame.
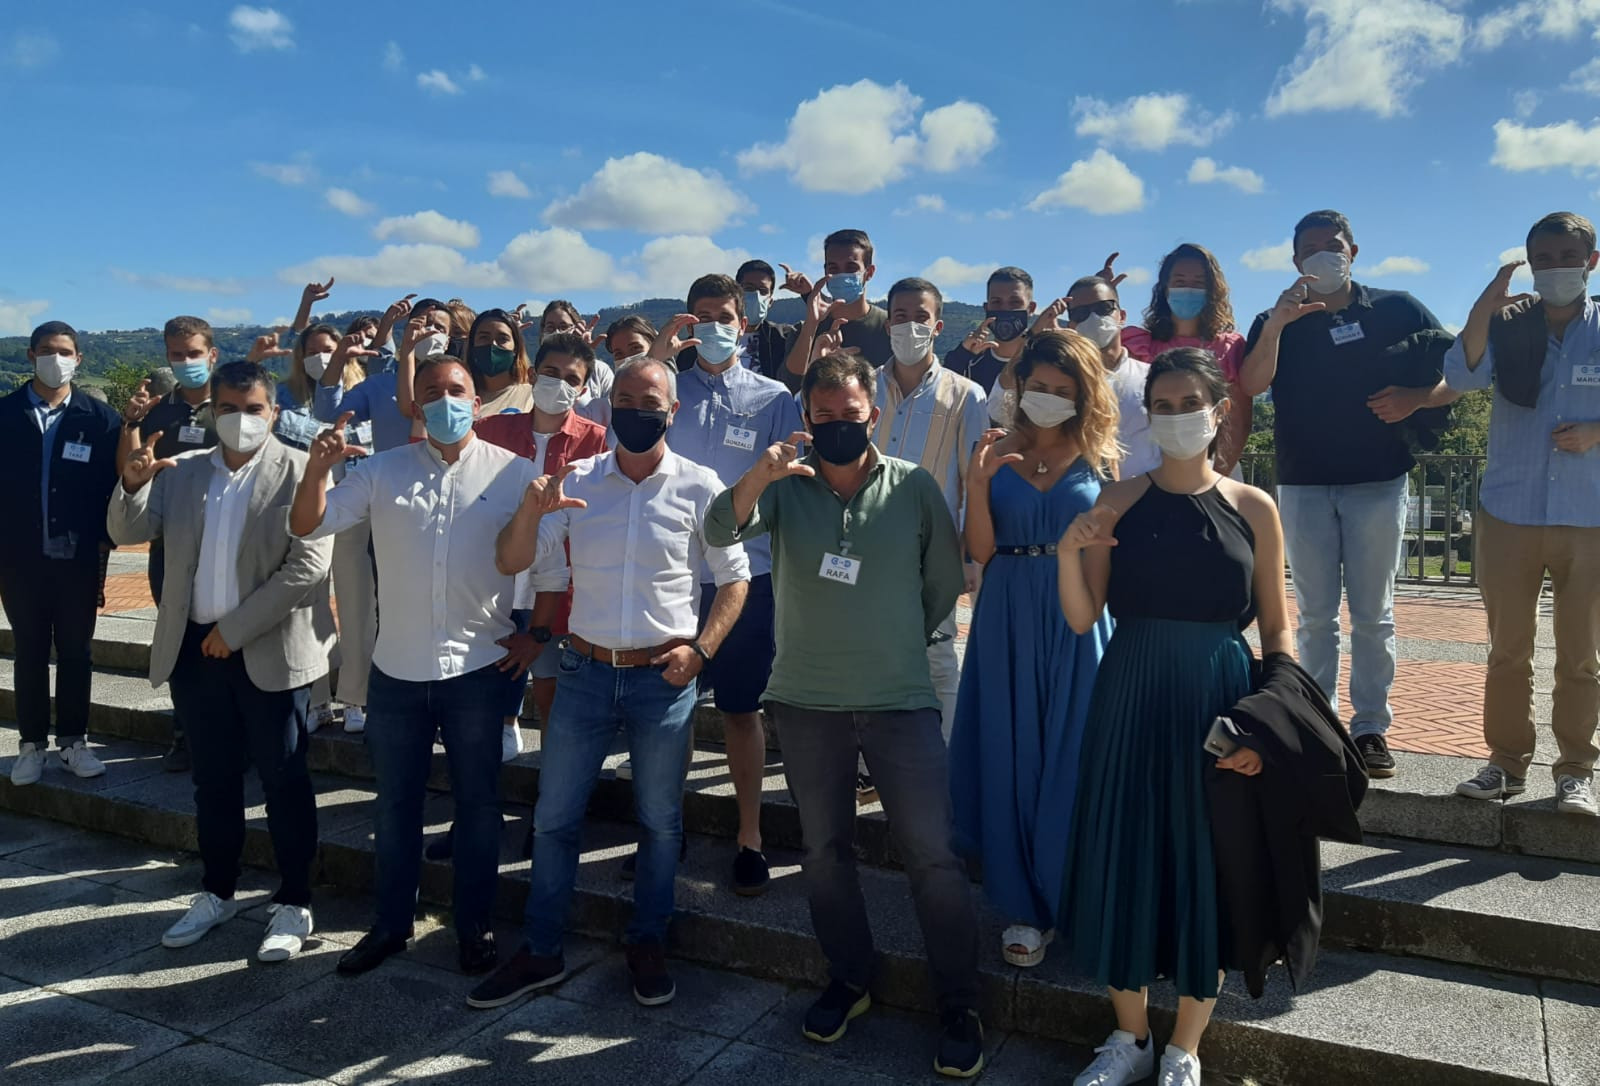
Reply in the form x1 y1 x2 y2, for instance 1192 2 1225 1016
1329 322 1365 346
178 424 206 444
62 442 91 463
723 424 757 451
818 552 861 586
355 421 374 445
1574 363 1600 387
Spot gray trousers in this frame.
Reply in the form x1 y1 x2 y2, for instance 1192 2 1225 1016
768 701 980 1012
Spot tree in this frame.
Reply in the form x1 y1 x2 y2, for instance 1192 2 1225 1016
101 360 152 414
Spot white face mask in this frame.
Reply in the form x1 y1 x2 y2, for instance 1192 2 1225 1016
1148 408 1219 461
34 353 77 389
1019 390 1077 429
1301 251 1351 295
1075 312 1122 350
1533 266 1590 308
532 374 580 415
888 320 938 365
216 411 271 454
416 331 450 361
303 351 334 380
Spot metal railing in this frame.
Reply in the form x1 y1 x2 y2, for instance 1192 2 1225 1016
1237 453 1488 587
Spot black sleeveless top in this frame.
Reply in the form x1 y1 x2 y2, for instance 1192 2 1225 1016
1106 482 1256 626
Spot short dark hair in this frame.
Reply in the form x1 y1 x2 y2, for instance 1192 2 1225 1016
736 259 776 285
988 266 1034 293
412 297 449 321
801 351 875 414
1293 209 1355 252
1526 211 1597 255
687 273 745 319
886 276 943 319
210 359 277 399
1069 275 1115 301
534 330 595 382
824 228 874 266
30 320 78 352
1144 347 1229 412
345 315 380 338
164 315 214 348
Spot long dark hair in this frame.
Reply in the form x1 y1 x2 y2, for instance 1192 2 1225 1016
1144 242 1236 343
465 308 530 386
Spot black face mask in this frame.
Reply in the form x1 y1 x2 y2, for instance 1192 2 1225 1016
612 407 671 454
988 309 1030 342
809 419 871 465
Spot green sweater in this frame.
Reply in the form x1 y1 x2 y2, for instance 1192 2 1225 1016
705 452 963 712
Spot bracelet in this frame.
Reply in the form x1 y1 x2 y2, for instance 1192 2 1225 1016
689 640 712 664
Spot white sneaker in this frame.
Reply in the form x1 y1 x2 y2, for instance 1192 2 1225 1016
1157 1045 1202 1086
308 703 333 734
1074 1030 1154 1086
10 742 45 786
342 705 366 734
58 741 106 779
162 891 238 948
257 903 314 962
1456 764 1526 800
1557 775 1599 817
616 758 633 781
502 723 524 763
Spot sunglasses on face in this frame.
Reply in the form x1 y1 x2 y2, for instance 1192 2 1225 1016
1067 299 1120 324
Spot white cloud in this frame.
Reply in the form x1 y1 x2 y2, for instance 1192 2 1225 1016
0 299 50 336
896 194 947 216
631 236 753 299
467 64 486 82
737 80 999 194
382 41 404 72
985 208 1015 220
543 153 754 235
1072 93 1234 151
280 244 506 290
1491 118 1600 173
487 170 532 199
1187 156 1265 194
758 224 782 235
372 210 481 248
110 270 246 295
920 102 999 171
1265 0 1467 118
1122 267 1154 287
324 188 375 216
920 257 995 288
1241 240 1297 272
1497 246 1536 285
6 31 60 69
1365 256 1431 276
228 6 293 52
207 307 253 326
1512 90 1541 118
250 158 315 187
1026 150 1145 215
496 228 623 293
1476 0 1600 50
1568 57 1600 95
417 70 461 95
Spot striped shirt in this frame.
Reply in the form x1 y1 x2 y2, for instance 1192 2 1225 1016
873 362 988 527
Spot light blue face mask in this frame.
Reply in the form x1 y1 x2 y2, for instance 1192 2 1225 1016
694 321 742 365
421 394 475 444
826 272 864 304
1167 287 1208 321
744 290 771 326
172 360 211 389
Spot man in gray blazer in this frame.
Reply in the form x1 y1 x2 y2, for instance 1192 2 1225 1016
108 361 336 964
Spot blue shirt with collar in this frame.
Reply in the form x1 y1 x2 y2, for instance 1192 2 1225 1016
666 359 804 578
25 385 75 557
312 350 408 453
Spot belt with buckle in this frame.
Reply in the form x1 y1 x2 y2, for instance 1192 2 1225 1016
994 544 1058 557
565 634 689 669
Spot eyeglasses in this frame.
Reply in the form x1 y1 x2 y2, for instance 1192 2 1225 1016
1066 299 1119 324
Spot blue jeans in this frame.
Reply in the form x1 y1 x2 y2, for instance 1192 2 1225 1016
366 663 505 938
522 646 696 956
1278 475 1408 737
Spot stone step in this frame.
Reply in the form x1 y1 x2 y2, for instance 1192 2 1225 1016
0 728 1572 1086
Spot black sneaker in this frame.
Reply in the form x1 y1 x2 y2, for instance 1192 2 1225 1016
458 929 497 975
933 1007 985 1078
731 847 770 897
1355 734 1397 780
620 837 688 881
424 824 455 862
625 941 676 1006
336 928 411 975
802 979 871 1043
163 731 191 774
855 772 878 806
466 947 567 1009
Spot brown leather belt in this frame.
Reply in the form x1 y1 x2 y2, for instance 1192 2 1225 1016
565 634 690 669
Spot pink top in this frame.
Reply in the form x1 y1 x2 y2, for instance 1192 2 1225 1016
1121 325 1246 384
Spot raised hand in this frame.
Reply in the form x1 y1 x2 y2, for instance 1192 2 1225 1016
1032 297 1071 334
333 331 381 368
397 317 438 359
1096 252 1127 289
308 411 368 473
754 431 817 485
580 313 604 346
246 328 293 364
802 275 834 326
122 431 178 493
962 317 998 356
1060 504 1121 551
123 377 156 424
809 320 854 363
1474 260 1535 318
520 463 588 517
968 428 1025 484
1265 275 1327 329
301 277 335 307
778 262 816 298
382 293 417 326
648 314 701 361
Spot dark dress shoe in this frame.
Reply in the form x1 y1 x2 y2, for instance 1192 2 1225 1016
337 929 410 975
163 732 191 774
459 930 498 975
424 824 455 862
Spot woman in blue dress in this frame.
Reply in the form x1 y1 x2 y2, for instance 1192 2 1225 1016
1056 348 1293 1086
949 330 1121 969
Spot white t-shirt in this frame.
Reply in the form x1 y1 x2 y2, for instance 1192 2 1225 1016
1105 353 1161 478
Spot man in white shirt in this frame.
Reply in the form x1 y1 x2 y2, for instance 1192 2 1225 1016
108 361 335 964
466 357 750 1013
290 358 540 978
1064 276 1161 478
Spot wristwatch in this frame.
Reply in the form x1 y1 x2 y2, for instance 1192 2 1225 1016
689 640 712 664
529 626 553 644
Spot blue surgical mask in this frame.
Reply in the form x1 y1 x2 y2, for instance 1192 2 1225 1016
1167 287 1208 321
172 360 211 389
826 272 864 304
694 321 742 365
421 394 475 444
744 290 771 326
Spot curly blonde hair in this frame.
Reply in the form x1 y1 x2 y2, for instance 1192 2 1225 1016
1013 330 1121 475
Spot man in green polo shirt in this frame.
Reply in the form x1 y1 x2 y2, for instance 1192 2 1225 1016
705 352 983 1080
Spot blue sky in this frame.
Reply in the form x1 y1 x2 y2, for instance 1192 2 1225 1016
4 0 1600 337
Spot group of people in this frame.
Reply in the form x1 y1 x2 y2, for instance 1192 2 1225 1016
3 206 1596 1085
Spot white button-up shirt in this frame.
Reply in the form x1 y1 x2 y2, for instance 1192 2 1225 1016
529 448 749 650
191 447 263 625
306 436 538 682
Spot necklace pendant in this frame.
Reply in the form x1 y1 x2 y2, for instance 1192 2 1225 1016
1035 460 1049 476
